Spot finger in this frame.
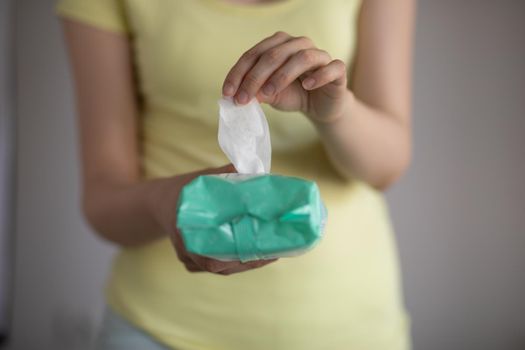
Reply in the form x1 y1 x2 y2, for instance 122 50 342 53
217 259 278 276
235 36 316 104
183 260 204 272
172 228 203 260
301 59 347 91
196 163 237 176
222 31 291 99
191 256 246 273
263 49 331 98
173 232 238 273
179 164 236 187
174 243 205 273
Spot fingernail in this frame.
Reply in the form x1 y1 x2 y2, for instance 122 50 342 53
262 83 275 96
236 90 249 104
223 82 235 96
302 78 315 89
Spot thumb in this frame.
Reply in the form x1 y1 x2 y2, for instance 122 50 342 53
177 163 237 188
204 163 237 175
185 163 237 181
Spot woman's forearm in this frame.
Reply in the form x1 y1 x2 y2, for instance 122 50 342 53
82 177 173 247
313 89 411 190
81 164 235 248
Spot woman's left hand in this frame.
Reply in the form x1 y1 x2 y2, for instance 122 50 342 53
222 31 350 124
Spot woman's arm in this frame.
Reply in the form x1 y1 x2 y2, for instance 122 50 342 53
222 0 415 190
314 0 415 190
62 19 166 247
61 19 274 274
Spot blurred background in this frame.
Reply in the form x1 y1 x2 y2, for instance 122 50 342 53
1 0 524 349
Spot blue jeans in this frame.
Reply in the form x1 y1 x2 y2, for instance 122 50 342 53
93 306 171 350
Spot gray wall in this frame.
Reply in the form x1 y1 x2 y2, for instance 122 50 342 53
389 1 525 349
0 0 16 341
5 0 525 349
7 1 116 349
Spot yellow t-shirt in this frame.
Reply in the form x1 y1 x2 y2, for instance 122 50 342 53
57 0 410 349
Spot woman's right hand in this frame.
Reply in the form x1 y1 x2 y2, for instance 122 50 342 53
151 164 277 276
61 20 279 261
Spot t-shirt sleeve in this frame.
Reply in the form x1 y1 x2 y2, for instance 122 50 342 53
55 0 129 34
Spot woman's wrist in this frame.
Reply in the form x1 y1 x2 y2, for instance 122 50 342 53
307 89 359 180
144 176 180 237
310 89 355 131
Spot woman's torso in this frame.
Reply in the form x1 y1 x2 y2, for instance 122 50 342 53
62 0 410 348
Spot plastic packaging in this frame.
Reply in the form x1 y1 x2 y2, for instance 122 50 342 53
176 98 327 262
177 173 326 262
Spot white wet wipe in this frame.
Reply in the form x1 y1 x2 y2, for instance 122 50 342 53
218 97 271 174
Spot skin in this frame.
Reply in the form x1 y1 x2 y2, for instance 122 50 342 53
224 1 415 188
60 0 415 274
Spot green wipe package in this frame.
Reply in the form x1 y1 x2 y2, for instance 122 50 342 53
176 97 327 262
176 174 326 262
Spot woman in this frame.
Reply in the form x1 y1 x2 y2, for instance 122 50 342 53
57 0 414 349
